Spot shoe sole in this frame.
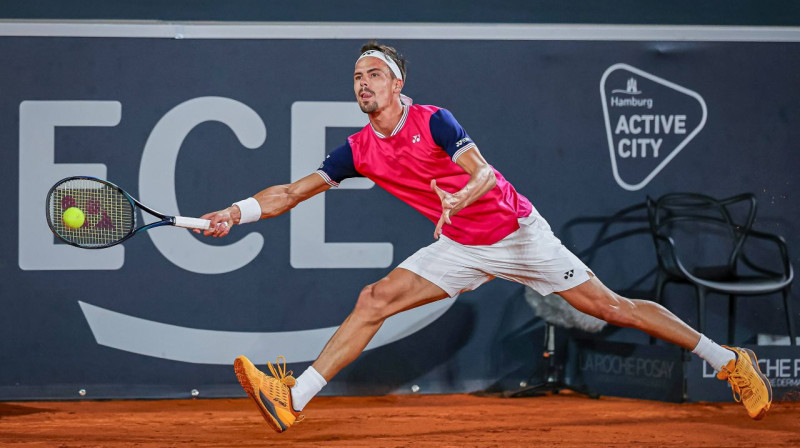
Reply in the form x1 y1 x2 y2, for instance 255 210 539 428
234 357 289 433
742 348 772 420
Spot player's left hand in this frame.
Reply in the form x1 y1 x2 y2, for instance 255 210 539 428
431 179 458 239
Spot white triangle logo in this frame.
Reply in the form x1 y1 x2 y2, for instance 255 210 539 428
600 64 707 191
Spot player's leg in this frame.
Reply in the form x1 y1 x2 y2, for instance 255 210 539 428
235 237 489 433
310 267 449 382
484 215 771 420
234 267 448 433
294 238 491 410
556 275 700 349
557 275 772 420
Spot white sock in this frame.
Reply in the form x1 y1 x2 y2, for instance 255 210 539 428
290 366 327 412
692 334 736 371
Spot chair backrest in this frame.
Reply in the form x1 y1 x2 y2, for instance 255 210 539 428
560 201 656 292
646 193 757 279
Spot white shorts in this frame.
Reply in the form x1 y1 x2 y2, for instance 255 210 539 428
398 214 592 298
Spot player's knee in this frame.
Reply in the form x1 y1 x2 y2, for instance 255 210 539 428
353 283 396 323
595 294 641 328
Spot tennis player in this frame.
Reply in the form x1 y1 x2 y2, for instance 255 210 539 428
196 41 772 432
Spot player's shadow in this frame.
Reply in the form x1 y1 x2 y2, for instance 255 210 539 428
0 403 57 419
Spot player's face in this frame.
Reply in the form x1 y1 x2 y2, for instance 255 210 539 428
353 57 399 114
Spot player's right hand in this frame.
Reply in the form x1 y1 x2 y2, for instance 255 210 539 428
194 208 235 237
431 179 456 240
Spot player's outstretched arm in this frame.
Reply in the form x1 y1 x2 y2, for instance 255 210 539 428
195 173 332 237
430 146 496 239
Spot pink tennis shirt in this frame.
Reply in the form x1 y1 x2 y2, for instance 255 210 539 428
316 104 533 245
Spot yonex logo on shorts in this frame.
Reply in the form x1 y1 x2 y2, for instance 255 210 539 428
564 269 574 280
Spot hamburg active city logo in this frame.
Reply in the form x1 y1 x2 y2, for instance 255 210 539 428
600 64 707 191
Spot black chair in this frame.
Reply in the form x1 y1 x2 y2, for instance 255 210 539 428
646 192 795 345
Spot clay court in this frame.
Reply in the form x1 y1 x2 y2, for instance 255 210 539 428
2 394 798 447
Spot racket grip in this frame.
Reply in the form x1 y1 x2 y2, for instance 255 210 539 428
174 216 212 230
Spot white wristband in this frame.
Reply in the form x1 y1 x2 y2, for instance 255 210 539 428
232 197 261 224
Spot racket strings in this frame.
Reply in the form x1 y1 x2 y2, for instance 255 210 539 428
47 178 135 248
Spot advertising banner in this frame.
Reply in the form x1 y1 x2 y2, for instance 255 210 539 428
574 340 684 403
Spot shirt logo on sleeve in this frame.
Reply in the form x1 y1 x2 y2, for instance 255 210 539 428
412 134 420 143
318 154 330 170
455 137 471 148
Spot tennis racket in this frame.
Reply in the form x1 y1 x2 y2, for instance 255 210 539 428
46 176 212 249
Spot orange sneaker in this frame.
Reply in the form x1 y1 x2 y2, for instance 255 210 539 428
717 346 772 420
234 355 300 433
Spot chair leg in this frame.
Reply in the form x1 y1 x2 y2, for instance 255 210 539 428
728 295 736 345
696 286 707 335
655 274 667 305
783 289 796 346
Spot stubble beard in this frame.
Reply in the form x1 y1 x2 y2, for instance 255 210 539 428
359 100 378 114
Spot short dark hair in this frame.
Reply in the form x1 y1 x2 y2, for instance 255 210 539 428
359 40 407 81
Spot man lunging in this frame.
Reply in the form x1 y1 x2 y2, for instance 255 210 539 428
196 41 772 432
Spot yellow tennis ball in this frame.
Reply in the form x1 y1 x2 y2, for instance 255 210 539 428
63 207 85 229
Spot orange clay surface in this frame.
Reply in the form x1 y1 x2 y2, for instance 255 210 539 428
1 394 799 447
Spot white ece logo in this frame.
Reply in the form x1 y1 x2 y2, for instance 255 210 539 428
600 64 707 191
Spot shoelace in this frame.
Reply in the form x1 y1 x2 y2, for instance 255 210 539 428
265 356 304 422
725 365 753 404
266 355 297 388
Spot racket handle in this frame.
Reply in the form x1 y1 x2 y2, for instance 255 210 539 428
174 216 212 230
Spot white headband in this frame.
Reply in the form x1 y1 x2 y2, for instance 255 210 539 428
357 50 403 80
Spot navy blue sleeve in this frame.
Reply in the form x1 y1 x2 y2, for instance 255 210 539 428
429 109 477 161
316 141 363 187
